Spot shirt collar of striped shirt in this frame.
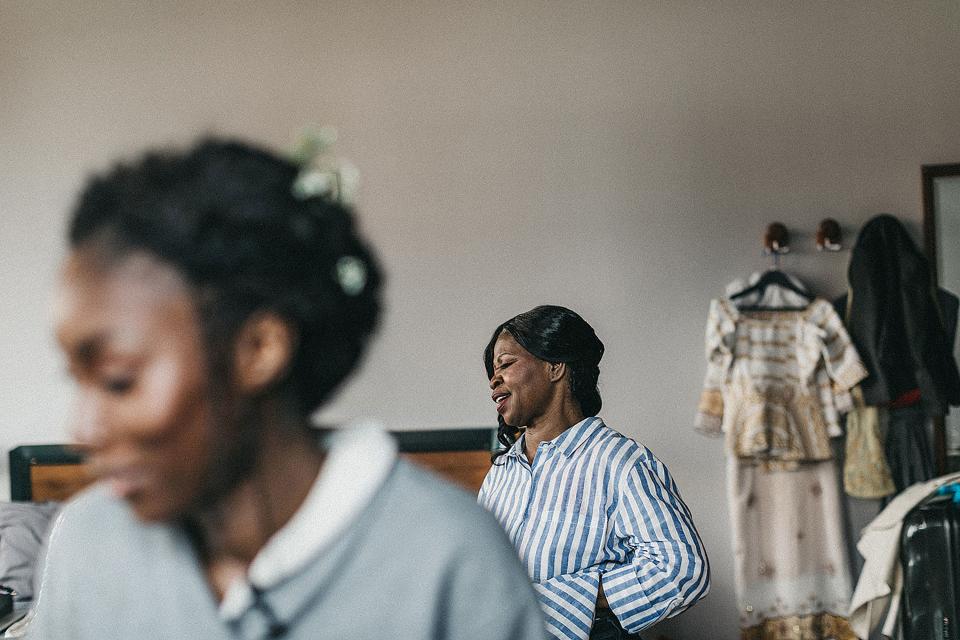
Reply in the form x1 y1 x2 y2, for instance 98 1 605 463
507 416 605 460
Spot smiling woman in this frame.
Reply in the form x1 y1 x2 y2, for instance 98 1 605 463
479 306 711 640
26 138 549 640
56 251 215 521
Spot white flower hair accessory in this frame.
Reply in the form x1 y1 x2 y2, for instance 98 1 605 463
290 126 360 205
335 256 368 296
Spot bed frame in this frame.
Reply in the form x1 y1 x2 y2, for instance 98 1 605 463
8 444 91 502
8 428 497 502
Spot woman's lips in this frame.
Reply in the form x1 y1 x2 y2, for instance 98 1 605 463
495 394 510 414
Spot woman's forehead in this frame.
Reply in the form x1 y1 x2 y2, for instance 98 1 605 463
493 331 523 358
55 249 197 352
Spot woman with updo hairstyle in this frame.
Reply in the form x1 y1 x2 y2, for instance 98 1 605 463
30 138 547 640
478 306 710 640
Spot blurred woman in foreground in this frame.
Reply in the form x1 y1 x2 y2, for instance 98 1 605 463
28 138 547 640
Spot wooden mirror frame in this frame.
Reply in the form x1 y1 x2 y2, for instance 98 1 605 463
921 163 960 474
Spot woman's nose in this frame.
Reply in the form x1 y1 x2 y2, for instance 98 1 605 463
489 374 501 389
70 392 107 450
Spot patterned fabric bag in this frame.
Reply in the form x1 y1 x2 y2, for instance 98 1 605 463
843 387 895 498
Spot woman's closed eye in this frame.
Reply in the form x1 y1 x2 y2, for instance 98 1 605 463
103 375 135 395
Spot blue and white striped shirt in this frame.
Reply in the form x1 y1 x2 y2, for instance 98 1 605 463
478 417 710 640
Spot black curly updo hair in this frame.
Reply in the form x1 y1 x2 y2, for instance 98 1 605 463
68 137 382 414
483 305 604 462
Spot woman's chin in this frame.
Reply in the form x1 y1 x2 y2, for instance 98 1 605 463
501 415 523 430
123 490 185 523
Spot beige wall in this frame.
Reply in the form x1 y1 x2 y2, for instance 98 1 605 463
2 2 960 637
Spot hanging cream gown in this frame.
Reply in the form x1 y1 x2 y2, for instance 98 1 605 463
696 279 868 640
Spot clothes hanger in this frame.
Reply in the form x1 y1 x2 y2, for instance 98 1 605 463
729 269 813 311
728 223 813 311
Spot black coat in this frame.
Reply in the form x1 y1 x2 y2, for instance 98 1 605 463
834 214 960 416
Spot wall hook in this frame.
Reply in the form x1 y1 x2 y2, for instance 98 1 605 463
763 223 790 255
816 218 843 251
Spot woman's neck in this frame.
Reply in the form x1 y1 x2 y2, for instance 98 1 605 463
188 412 325 599
523 401 584 464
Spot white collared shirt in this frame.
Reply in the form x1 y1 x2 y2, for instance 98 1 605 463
219 424 397 621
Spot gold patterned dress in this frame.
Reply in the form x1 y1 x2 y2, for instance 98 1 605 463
696 295 868 640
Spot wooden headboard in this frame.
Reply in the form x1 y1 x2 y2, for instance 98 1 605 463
393 428 495 493
9 428 495 502
9 445 93 502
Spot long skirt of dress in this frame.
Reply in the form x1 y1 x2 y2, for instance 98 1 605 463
728 457 857 640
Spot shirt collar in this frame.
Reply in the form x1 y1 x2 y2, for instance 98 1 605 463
504 416 604 461
553 416 604 458
219 422 397 621
505 433 525 459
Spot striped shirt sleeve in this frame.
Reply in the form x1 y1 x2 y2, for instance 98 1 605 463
601 451 710 633
531 569 602 639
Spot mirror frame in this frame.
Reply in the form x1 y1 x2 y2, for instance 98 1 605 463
921 162 960 474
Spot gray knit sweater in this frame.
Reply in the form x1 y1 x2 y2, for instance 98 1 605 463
26 459 547 640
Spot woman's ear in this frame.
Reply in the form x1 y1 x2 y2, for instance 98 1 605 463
232 312 297 394
548 361 567 383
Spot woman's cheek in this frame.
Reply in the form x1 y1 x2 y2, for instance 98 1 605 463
126 358 193 439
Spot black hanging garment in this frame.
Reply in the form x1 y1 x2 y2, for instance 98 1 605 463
837 214 960 416
835 215 960 492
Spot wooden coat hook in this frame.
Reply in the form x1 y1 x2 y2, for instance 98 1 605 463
816 218 843 251
763 223 790 255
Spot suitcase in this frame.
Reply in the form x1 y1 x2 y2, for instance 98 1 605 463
900 485 960 640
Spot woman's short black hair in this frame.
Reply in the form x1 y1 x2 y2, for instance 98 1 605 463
484 305 604 459
69 137 383 414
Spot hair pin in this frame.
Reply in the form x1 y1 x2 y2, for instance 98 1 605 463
335 255 368 296
290 126 360 205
